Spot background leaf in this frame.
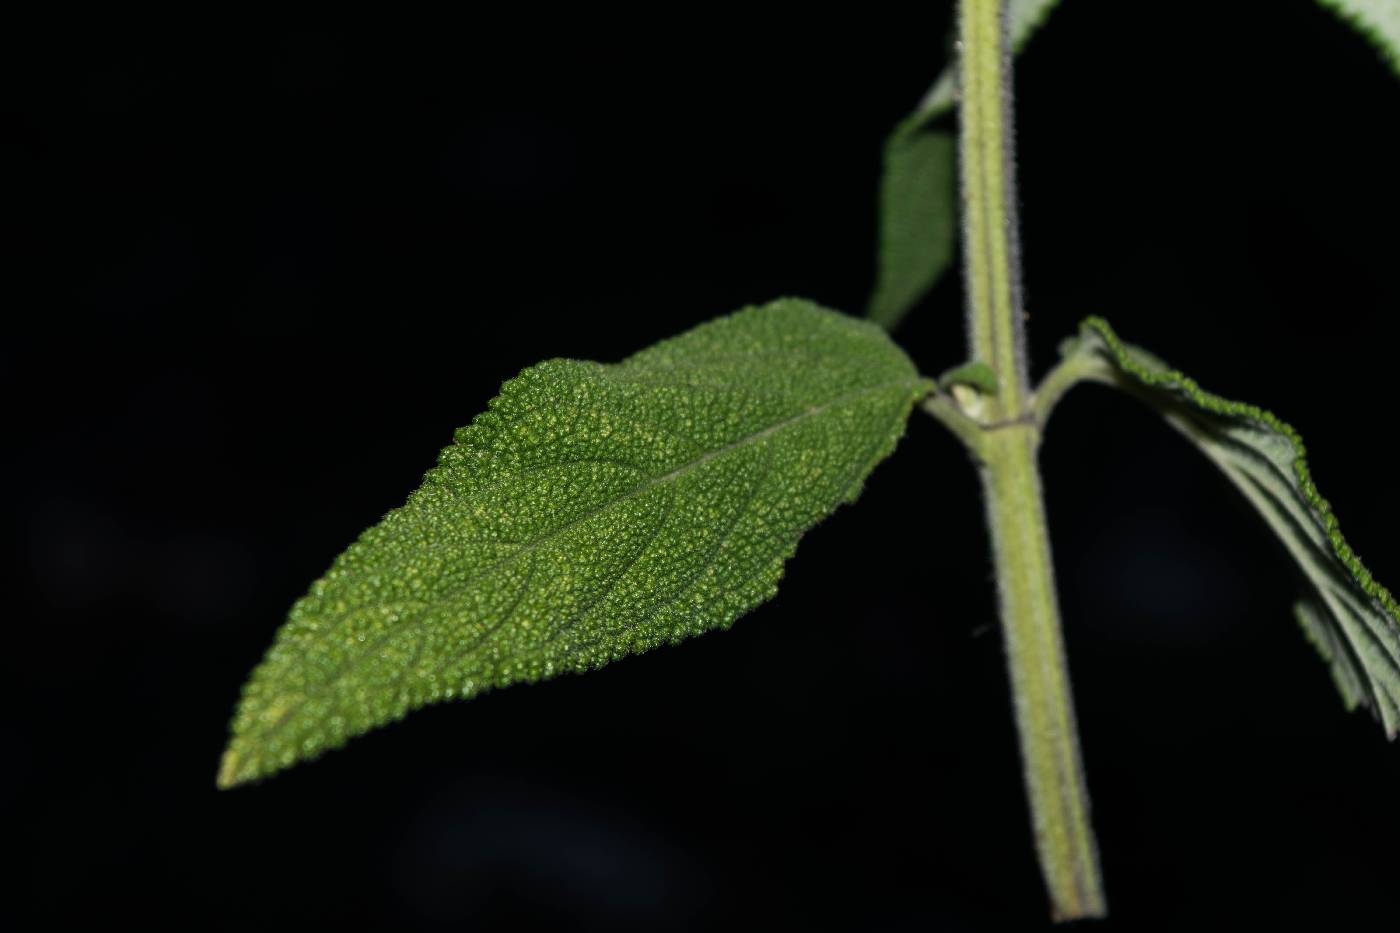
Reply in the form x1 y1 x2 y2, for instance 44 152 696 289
867 128 957 329
1059 317 1400 736
220 299 929 787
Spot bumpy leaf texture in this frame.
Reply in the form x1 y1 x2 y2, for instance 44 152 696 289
1061 318 1400 736
220 299 929 787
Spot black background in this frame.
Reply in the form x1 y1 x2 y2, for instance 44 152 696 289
10 2 1400 929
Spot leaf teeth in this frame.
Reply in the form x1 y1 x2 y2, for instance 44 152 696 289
221 298 925 784
1075 317 1400 740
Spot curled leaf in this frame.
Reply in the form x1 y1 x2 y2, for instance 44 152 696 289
1056 318 1400 735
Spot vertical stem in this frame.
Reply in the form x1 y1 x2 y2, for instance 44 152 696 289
959 0 1027 420
957 0 1107 920
979 428 1106 920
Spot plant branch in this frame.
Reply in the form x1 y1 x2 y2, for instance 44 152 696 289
1032 350 1116 430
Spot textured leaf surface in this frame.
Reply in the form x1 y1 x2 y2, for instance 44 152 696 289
867 0 1058 330
1059 318 1400 736
220 299 928 787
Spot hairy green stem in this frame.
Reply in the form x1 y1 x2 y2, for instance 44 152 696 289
957 0 1106 920
978 426 1105 920
959 0 1027 419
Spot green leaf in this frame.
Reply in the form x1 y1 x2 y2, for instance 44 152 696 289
219 299 930 787
866 0 1060 330
1057 317 1400 737
938 360 1000 397
867 128 957 329
1317 0 1400 77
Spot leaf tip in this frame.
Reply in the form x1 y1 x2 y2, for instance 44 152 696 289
216 746 248 790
